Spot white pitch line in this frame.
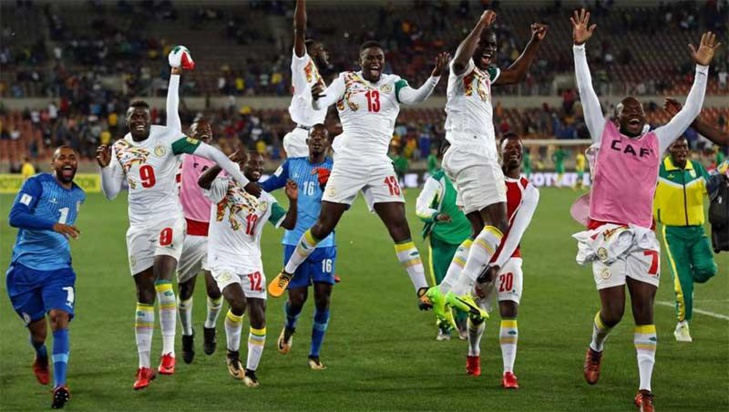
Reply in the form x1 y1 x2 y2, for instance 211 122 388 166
656 301 729 321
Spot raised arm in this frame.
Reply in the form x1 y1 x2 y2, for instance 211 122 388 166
311 75 345 111
452 10 496 76
193 143 250 187
655 32 719 152
293 0 307 58
166 69 182 132
96 145 123 200
492 184 540 269
571 9 605 141
397 53 448 105
494 23 548 85
664 98 729 147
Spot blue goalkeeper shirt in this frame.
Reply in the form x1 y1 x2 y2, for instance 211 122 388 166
8 173 86 271
261 157 334 248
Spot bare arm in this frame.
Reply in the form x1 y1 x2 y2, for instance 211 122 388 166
197 164 223 190
452 10 496 76
293 0 307 58
494 23 548 85
279 180 299 230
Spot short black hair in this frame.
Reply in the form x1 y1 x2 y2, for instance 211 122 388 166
52 145 78 160
128 99 150 110
499 131 524 150
359 41 383 53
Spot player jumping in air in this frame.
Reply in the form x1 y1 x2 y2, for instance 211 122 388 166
96 45 259 390
261 124 336 370
425 10 547 323
570 9 719 411
268 40 449 309
166 53 224 364
283 0 331 158
467 133 540 390
199 151 298 387
7 146 85 409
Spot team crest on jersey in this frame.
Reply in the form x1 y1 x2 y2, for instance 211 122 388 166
215 181 260 231
600 268 611 279
258 200 269 212
130 255 137 267
380 84 392 93
326 185 336 197
597 247 608 262
217 270 233 283
154 145 166 157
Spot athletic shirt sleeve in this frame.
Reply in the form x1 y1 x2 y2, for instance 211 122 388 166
8 176 56 230
268 199 287 227
291 51 313 96
171 135 202 155
203 177 229 204
493 183 540 268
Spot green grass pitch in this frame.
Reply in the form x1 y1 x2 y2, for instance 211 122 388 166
1 189 727 411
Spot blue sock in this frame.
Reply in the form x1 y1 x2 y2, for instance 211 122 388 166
52 329 69 388
310 308 330 358
30 338 48 360
284 301 302 330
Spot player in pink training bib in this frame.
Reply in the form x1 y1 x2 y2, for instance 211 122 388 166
570 9 720 411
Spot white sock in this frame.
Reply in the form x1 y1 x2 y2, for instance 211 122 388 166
438 239 472 295
247 327 266 371
467 317 485 357
394 241 428 291
135 303 154 368
178 297 193 336
635 325 657 392
224 310 244 352
451 227 502 296
590 312 613 352
500 319 518 373
155 282 177 356
205 296 223 329
284 230 320 274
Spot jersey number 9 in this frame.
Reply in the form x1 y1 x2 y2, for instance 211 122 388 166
139 165 156 188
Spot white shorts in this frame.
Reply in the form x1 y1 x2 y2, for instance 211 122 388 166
322 159 404 210
210 265 267 300
126 216 186 276
592 247 661 290
443 144 506 215
283 127 310 158
474 258 524 310
177 235 209 283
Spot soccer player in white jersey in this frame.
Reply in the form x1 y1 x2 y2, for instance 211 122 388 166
199 151 298 388
466 132 539 390
425 10 547 322
96 49 259 390
165 49 225 364
284 0 330 158
268 40 449 309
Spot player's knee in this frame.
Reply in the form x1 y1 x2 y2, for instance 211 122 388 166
601 305 624 327
179 281 194 300
136 287 156 304
312 221 334 240
206 285 222 300
313 294 330 311
499 301 518 319
693 262 717 284
229 300 246 317
48 310 70 330
388 218 411 241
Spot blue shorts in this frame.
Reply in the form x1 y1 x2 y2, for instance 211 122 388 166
283 245 336 289
6 263 76 325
